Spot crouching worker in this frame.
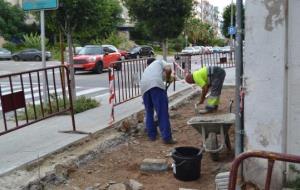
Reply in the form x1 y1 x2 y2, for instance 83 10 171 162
185 66 226 113
140 58 176 144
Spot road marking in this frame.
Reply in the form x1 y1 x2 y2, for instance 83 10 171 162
76 88 108 96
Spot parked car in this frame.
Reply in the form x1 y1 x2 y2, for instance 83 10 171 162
181 47 197 54
203 46 213 53
0 48 12 60
12 49 51 61
127 45 154 59
213 46 222 53
192 46 204 54
221 46 231 53
118 49 128 60
73 45 122 74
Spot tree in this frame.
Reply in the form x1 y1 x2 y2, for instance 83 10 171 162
222 3 244 38
45 0 122 100
0 0 25 40
184 18 215 45
123 0 193 60
45 0 122 43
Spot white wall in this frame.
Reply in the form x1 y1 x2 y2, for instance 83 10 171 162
244 0 287 189
287 0 300 179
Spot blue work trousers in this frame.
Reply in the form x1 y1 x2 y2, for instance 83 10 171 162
143 87 172 141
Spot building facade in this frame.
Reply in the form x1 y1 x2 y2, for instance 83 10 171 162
244 0 300 189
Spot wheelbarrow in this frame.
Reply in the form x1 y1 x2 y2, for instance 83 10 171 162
187 113 235 161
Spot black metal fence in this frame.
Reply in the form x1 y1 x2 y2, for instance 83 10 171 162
0 65 75 136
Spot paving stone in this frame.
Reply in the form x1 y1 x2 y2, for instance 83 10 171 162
108 183 126 190
85 187 95 190
129 179 143 190
140 158 168 172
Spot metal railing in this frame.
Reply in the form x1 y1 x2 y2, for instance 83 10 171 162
175 51 235 69
0 65 75 136
228 151 300 190
109 58 149 106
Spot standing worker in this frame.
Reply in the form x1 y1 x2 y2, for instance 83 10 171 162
185 66 226 113
140 58 176 144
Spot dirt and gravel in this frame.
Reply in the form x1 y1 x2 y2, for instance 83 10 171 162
48 87 235 190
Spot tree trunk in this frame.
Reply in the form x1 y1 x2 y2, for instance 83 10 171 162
162 39 168 61
67 31 76 102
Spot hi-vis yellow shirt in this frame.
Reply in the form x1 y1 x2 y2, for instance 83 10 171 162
192 67 208 88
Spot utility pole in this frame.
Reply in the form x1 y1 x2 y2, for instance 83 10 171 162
235 0 243 157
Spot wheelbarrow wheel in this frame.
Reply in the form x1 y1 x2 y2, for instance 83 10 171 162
207 132 219 161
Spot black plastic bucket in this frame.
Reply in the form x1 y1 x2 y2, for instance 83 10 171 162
171 146 203 181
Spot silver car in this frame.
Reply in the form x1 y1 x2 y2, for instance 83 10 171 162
0 48 12 60
12 49 51 61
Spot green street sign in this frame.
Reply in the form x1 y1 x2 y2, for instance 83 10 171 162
22 0 59 11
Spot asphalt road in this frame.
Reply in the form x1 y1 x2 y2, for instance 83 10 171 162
0 56 175 101
0 60 110 100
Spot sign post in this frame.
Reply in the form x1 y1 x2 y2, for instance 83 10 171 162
22 0 59 103
228 26 237 36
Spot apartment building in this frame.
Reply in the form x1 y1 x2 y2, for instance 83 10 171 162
194 0 219 30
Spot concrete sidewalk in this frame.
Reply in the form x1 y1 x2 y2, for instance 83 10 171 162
0 67 235 177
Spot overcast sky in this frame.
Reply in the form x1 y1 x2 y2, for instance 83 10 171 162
208 0 232 13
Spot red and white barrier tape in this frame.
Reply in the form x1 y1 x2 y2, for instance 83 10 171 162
108 68 115 125
173 61 195 89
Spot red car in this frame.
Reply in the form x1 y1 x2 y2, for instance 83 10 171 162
118 49 129 60
73 45 122 74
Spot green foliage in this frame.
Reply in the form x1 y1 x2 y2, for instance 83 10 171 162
91 32 136 50
285 164 300 189
22 33 49 49
73 96 99 114
130 22 153 42
222 3 245 38
168 35 186 52
2 42 19 52
18 96 99 120
211 38 227 47
286 177 300 189
0 0 25 40
124 0 193 41
49 46 62 61
184 18 215 45
91 32 123 47
45 0 123 43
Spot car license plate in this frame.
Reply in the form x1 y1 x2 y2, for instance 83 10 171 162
73 65 83 68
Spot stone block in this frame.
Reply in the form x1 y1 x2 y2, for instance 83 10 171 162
108 183 126 190
140 158 168 172
129 179 143 190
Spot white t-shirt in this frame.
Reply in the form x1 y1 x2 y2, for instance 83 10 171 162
140 59 170 95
